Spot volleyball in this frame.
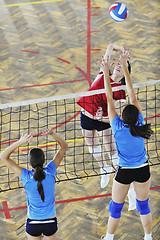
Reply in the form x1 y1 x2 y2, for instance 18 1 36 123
109 2 128 22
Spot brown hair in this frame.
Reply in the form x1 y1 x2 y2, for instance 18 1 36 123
122 104 153 139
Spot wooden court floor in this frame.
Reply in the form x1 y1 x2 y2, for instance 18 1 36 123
0 0 160 239
0 166 160 240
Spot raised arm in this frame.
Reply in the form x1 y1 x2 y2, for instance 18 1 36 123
96 43 124 73
0 133 33 177
116 49 142 113
97 56 118 123
104 43 124 61
42 129 68 169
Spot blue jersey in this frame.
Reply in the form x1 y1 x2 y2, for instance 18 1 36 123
20 161 57 220
111 113 147 168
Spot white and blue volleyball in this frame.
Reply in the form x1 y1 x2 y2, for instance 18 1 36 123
109 2 128 22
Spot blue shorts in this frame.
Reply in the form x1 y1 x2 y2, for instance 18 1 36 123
26 217 58 237
80 112 110 131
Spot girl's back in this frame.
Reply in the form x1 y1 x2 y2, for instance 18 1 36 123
111 113 147 167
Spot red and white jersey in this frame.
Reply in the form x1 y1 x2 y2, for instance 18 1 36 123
77 73 126 117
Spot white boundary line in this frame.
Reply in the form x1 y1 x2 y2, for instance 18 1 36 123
0 80 160 109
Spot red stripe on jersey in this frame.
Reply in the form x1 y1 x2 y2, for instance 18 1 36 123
77 74 126 117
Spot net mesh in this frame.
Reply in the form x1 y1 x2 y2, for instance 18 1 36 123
0 81 160 192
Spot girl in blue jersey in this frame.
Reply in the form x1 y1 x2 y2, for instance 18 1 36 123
97 49 153 240
0 129 68 240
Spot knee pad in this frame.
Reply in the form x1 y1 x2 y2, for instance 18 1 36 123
108 200 125 219
88 145 103 157
136 198 150 215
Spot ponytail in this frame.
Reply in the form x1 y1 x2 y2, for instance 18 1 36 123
129 123 153 139
122 104 153 139
33 166 45 202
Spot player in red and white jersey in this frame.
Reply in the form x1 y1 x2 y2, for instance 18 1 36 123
77 44 136 211
77 73 126 118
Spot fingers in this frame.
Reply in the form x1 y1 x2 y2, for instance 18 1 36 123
21 128 54 145
20 133 33 143
116 48 130 62
120 46 124 53
125 49 130 59
26 134 33 143
96 59 102 68
42 129 48 136
96 55 109 66
101 55 109 63
42 128 53 136
113 58 120 63
123 49 130 60
21 133 32 138
118 48 130 55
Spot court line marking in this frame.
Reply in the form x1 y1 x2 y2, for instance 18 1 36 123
0 79 87 92
0 123 159 152
152 128 160 131
0 112 159 148
1 80 160 109
57 58 71 64
56 58 92 87
91 48 101 51
0 111 160 146
21 50 40 54
0 138 84 151
0 186 160 219
2 0 63 7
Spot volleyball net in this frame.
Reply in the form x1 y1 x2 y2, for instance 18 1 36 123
0 80 160 192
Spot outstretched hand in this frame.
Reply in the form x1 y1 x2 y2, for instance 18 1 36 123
42 128 53 136
113 47 130 65
96 55 114 74
19 133 33 145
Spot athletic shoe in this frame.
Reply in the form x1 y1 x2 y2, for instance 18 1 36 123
144 233 152 240
100 165 112 188
101 235 106 240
